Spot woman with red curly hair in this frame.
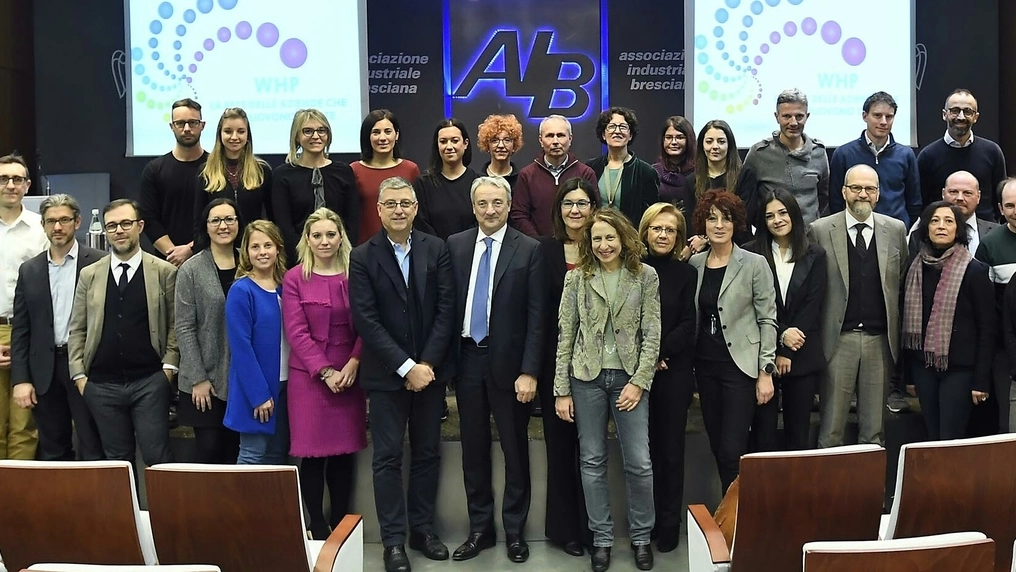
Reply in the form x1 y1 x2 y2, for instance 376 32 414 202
688 190 777 493
476 113 523 189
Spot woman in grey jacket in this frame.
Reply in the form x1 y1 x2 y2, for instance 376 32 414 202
554 207 662 572
175 198 241 463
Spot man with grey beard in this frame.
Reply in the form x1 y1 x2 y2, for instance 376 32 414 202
808 164 908 448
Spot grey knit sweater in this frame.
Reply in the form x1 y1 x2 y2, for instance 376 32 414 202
736 131 830 226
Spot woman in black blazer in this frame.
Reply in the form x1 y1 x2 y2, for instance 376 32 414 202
746 189 827 451
903 201 994 440
535 177 600 557
638 202 696 553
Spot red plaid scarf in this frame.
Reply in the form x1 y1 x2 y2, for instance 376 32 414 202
902 243 972 370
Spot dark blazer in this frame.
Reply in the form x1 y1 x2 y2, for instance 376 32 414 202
349 229 455 391
537 238 569 390
10 244 106 394
447 225 545 390
744 240 829 376
643 254 698 371
585 153 661 226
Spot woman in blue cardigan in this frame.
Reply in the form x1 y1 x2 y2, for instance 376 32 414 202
225 219 291 464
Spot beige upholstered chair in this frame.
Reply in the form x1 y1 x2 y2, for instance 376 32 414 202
803 531 994 571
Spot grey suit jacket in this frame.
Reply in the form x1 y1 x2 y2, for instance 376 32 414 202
174 249 230 398
809 211 908 363
689 245 778 378
68 251 179 378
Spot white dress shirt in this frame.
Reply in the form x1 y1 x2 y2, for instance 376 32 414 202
944 130 974 149
462 224 508 337
0 208 49 317
771 241 795 304
845 209 875 249
964 214 980 255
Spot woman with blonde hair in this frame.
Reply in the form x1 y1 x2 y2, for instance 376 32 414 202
195 107 272 234
272 109 358 265
282 207 366 538
555 208 661 571
476 113 523 189
224 220 290 464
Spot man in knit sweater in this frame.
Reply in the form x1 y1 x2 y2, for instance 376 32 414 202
830 91 921 227
736 88 829 226
917 89 1006 221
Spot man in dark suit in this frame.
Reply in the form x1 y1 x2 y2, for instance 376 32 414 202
11 194 105 460
447 176 544 563
349 176 455 572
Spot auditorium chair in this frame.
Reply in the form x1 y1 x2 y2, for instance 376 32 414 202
802 531 994 571
26 566 221 571
0 461 156 571
144 464 362 572
881 434 1016 572
687 444 886 572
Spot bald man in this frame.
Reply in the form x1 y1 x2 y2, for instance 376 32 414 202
808 164 909 447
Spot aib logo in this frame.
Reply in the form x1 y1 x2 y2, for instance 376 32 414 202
453 30 595 118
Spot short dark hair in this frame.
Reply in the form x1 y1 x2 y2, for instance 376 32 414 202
195 198 239 250
102 198 141 219
551 177 601 241
916 200 969 248
692 190 747 235
596 107 639 144
359 109 403 162
172 98 202 116
863 91 898 113
0 153 29 178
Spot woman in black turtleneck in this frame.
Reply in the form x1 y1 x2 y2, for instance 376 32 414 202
903 200 994 440
637 202 697 553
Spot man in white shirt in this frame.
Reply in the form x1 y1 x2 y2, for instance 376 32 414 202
0 153 48 459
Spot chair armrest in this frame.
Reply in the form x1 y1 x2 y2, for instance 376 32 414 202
688 504 731 564
313 514 363 572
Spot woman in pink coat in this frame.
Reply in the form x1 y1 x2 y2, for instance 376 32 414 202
282 207 367 540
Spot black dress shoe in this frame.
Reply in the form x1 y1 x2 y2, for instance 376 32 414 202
656 525 680 553
632 542 654 570
383 544 411 572
505 534 530 563
590 546 611 572
452 531 496 561
408 531 449 560
562 540 584 557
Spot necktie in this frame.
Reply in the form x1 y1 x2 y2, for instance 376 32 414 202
470 237 493 343
854 223 868 256
117 262 130 293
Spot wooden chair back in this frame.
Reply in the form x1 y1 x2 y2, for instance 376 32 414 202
803 532 994 571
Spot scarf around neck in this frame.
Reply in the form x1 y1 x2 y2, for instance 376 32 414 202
902 243 972 370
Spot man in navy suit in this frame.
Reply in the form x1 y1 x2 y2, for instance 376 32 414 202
349 176 456 572
446 176 545 563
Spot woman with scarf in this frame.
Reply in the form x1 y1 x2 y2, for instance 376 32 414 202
903 201 994 440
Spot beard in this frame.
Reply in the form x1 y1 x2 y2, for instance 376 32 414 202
111 237 139 256
175 133 200 148
848 200 873 219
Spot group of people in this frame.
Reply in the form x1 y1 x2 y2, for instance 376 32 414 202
0 83 1015 572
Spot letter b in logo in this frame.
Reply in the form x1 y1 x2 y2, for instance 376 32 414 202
453 30 595 118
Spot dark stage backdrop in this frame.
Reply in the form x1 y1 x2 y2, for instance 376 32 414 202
34 0 999 204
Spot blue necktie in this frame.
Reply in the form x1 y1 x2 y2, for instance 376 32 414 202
470 237 493 343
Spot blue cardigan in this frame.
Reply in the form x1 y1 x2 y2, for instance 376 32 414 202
829 131 921 227
224 276 284 435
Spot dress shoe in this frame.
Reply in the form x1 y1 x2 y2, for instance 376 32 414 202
656 525 680 553
505 534 530 563
383 544 411 572
408 531 449 560
452 531 496 561
590 546 611 572
561 540 585 557
632 542 654 570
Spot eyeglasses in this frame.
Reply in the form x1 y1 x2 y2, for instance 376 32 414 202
605 123 630 133
43 216 76 228
103 219 140 232
302 127 330 137
663 134 686 142
0 175 27 186
649 225 678 236
171 119 203 129
844 184 879 195
207 216 239 226
945 107 977 117
380 199 417 210
489 137 513 147
561 200 591 210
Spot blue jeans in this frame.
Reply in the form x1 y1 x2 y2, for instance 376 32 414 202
571 369 654 547
237 382 290 465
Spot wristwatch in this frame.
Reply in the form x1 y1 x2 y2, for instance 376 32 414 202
763 363 775 375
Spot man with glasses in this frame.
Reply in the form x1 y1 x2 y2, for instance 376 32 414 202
809 165 908 448
917 89 1006 221
737 88 830 225
0 153 48 459
11 194 106 460
139 98 208 267
68 199 178 466
349 176 455 572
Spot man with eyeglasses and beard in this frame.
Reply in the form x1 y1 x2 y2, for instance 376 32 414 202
139 98 209 267
0 152 49 459
917 89 1007 222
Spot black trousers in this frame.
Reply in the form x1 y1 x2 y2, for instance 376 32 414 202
538 365 591 546
34 348 104 461
648 366 694 533
750 371 819 452
82 370 173 465
696 359 756 493
368 380 444 547
456 342 531 536
193 426 240 464
913 364 974 441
